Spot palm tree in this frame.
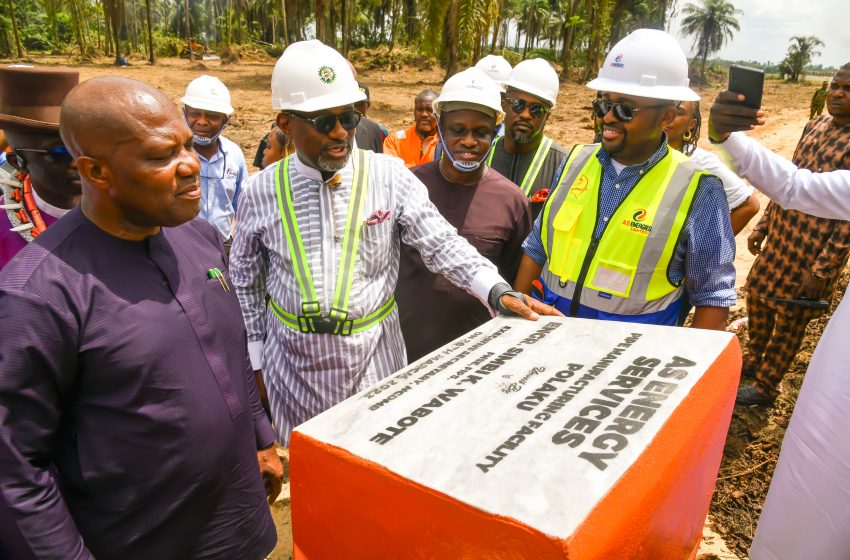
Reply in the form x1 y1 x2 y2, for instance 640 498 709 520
782 35 824 82
680 0 741 80
6 0 24 58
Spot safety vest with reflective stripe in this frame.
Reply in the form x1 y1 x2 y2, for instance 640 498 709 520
487 136 555 197
268 149 396 335
539 144 704 317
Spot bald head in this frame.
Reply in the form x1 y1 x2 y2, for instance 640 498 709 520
60 77 180 158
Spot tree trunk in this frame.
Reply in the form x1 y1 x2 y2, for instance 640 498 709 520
183 0 193 59
103 0 114 56
130 0 138 50
404 0 416 45
316 0 326 43
7 0 24 57
489 11 501 52
105 0 124 64
280 0 289 46
443 0 459 81
389 0 400 51
68 0 88 54
145 0 154 63
341 0 349 54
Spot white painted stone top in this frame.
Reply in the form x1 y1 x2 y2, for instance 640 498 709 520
295 316 735 538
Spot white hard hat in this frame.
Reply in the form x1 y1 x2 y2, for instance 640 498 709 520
474 55 512 91
271 40 365 113
587 28 699 102
433 67 505 125
505 58 559 107
181 75 234 115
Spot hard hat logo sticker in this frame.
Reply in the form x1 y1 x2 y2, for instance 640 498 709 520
611 54 625 69
318 66 337 84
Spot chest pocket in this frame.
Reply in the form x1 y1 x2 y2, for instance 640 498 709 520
358 220 394 278
549 202 585 279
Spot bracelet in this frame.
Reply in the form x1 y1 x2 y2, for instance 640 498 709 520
488 282 525 316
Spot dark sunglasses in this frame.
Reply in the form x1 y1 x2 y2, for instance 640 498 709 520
286 110 362 135
592 99 670 122
12 145 73 167
506 98 550 119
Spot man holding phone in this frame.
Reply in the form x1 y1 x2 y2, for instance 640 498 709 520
735 63 850 406
515 29 736 331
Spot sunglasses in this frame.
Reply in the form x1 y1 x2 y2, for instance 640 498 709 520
592 99 670 122
506 98 550 119
13 145 73 167
286 110 362 135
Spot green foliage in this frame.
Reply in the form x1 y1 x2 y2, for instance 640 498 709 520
153 30 183 57
680 0 741 79
781 35 824 82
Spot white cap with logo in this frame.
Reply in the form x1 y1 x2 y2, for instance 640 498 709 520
271 40 366 113
587 28 699 102
181 75 234 115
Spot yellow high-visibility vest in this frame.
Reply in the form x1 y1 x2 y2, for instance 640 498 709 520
540 144 704 316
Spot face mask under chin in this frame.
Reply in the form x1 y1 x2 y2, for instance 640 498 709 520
451 159 481 173
193 134 215 146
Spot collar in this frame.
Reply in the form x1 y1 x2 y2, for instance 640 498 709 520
32 186 71 219
196 138 225 163
596 132 670 174
292 151 350 185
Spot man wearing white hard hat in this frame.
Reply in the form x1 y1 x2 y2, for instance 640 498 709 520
474 54 512 92
229 41 557 445
515 29 736 330
487 58 568 218
396 68 532 361
181 75 248 246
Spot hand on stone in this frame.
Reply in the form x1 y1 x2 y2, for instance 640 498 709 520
500 292 564 320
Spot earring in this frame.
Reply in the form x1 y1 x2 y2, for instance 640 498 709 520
682 129 693 143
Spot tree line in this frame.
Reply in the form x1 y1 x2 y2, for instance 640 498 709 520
0 0 828 83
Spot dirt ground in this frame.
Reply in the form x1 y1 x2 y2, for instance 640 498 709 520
22 52 837 559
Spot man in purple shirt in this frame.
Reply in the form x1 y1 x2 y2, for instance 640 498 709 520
0 77 282 559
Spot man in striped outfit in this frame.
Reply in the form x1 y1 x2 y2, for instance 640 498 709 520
230 40 556 445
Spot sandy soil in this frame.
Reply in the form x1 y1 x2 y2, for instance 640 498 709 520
22 53 826 559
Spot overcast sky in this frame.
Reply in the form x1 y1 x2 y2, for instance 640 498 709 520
669 0 848 69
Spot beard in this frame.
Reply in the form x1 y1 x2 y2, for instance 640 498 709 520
508 126 539 145
317 140 351 172
318 154 350 172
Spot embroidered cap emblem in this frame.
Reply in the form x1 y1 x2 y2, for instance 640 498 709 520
318 66 337 84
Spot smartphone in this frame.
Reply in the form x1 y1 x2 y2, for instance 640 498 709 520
728 65 764 109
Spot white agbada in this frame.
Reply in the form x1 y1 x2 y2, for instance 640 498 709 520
717 131 850 560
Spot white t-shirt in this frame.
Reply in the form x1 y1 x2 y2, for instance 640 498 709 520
691 146 753 210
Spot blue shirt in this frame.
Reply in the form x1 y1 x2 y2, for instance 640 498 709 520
522 140 737 308
198 135 248 241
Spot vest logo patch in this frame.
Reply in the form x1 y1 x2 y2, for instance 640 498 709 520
570 174 590 198
622 208 652 235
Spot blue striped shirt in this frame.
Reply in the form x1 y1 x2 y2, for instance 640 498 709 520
522 140 737 308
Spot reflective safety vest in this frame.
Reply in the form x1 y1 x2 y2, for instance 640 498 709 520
487 136 554 197
540 144 705 318
269 149 396 335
